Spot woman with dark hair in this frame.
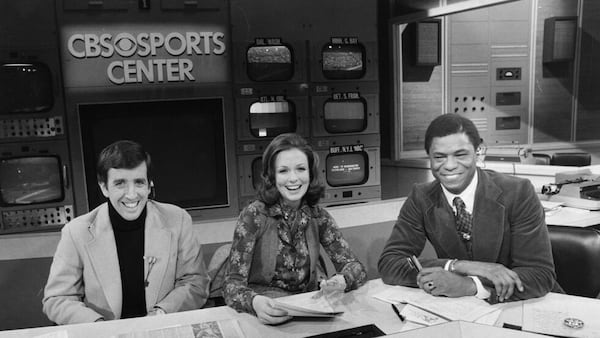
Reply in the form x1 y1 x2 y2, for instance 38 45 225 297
223 133 367 325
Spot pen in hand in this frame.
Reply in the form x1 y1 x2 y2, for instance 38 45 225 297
407 255 423 272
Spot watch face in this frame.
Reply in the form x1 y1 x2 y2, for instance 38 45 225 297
563 317 584 329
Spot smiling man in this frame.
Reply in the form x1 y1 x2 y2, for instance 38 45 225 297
378 114 562 303
43 140 210 324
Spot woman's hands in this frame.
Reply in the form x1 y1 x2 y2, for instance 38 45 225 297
319 274 347 293
252 295 292 325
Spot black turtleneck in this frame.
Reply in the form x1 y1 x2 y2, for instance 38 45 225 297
108 201 147 319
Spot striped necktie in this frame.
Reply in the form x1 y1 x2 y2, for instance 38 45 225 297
453 196 473 259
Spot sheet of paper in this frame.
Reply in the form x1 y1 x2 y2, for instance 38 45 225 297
399 303 448 326
112 319 245 338
473 308 502 326
372 285 499 322
522 293 600 338
34 331 69 338
274 291 343 317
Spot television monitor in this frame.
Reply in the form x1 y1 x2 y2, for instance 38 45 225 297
326 151 368 187
249 100 297 138
0 141 74 234
78 98 231 212
322 43 366 80
246 44 294 82
0 156 64 206
0 63 53 114
236 93 309 142
323 98 367 134
313 141 381 205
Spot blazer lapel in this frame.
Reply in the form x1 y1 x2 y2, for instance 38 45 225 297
144 202 172 308
426 186 470 259
85 204 122 319
471 169 504 262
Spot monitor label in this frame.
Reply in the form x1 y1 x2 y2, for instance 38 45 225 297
254 37 283 45
330 37 359 45
330 144 364 154
259 95 285 103
332 92 360 100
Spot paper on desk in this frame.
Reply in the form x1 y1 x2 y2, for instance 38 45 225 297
112 319 245 338
473 308 502 326
399 303 448 326
273 290 343 317
522 292 600 338
34 331 69 338
373 285 499 322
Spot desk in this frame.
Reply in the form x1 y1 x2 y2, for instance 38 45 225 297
0 280 407 338
5 279 593 338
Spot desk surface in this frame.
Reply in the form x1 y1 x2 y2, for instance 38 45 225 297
5 279 595 338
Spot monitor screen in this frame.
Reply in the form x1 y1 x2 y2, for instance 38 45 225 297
322 44 366 80
326 152 368 187
251 156 263 190
249 100 296 138
78 98 229 210
0 63 53 114
0 156 64 206
324 99 367 133
246 45 294 81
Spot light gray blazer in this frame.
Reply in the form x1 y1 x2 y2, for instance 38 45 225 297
43 200 210 324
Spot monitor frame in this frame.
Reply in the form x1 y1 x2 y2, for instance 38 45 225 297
310 84 379 137
0 48 67 142
309 38 378 83
235 92 310 142
65 86 240 221
315 146 381 205
0 62 54 115
0 140 74 234
232 40 308 84
311 134 381 205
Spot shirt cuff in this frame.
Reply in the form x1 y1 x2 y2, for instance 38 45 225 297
444 260 452 271
468 276 491 299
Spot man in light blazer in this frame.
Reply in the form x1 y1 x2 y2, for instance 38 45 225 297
43 140 210 324
378 114 561 303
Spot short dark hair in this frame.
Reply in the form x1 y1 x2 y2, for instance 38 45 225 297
96 140 152 185
424 114 482 154
258 133 324 207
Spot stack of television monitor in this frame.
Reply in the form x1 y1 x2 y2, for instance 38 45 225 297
0 53 74 234
235 36 381 208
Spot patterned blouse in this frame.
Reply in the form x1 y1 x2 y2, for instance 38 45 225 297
223 200 367 314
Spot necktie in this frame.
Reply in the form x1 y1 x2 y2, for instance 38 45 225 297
453 196 473 259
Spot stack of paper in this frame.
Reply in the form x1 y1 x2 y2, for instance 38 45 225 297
274 291 343 317
373 285 503 325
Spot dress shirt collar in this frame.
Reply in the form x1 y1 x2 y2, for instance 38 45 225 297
441 170 478 215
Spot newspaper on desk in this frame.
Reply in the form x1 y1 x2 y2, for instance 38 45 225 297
111 318 245 338
373 285 504 325
522 292 600 338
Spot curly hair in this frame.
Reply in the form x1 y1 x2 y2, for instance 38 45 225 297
257 133 324 206
424 114 482 154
